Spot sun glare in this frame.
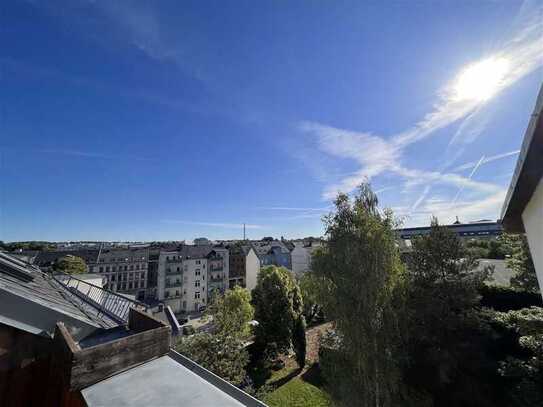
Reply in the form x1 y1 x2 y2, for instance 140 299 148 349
453 57 510 102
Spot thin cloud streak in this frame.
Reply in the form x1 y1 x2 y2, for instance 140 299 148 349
37 149 152 161
257 206 331 211
161 220 266 229
451 150 520 172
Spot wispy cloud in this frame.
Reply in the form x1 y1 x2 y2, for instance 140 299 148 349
298 2 541 223
38 149 151 161
257 206 331 211
161 220 265 229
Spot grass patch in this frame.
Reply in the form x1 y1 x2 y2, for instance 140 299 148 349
263 377 332 407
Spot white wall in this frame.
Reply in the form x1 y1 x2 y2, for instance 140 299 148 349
522 178 543 295
245 249 260 292
291 243 310 277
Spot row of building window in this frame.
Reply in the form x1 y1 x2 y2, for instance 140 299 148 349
96 264 146 273
99 256 147 263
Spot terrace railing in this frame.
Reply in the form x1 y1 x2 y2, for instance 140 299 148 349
53 272 148 324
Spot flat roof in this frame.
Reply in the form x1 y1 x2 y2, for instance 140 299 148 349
501 84 543 232
82 352 266 407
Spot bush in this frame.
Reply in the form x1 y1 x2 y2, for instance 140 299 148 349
479 285 542 311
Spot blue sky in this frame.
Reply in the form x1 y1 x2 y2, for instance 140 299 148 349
1 0 542 242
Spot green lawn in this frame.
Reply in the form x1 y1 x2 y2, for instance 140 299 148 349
264 377 332 407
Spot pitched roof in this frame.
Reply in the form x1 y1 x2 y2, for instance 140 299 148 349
0 252 119 340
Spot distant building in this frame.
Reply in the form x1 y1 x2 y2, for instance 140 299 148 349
290 240 323 277
251 240 292 270
194 237 212 246
157 245 229 314
227 244 260 291
91 248 149 301
396 220 502 241
501 84 543 297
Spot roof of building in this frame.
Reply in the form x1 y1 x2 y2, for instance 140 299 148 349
0 252 118 340
81 350 266 407
251 240 291 257
34 249 100 266
501 84 543 232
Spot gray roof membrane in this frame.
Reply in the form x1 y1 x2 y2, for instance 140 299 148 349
81 353 265 407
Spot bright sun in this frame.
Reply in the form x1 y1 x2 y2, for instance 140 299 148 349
453 57 510 102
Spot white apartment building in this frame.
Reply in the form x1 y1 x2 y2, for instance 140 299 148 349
157 246 229 314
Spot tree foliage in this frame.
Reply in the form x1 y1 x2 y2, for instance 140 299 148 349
493 307 543 407
403 218 498 406
176 287 254 386
312 184 407 407
208 286 254 339
252 266 304 359
54 255 87 274
504 234 540 293
176 333 249 385
298 272 322 323
293 316 307 369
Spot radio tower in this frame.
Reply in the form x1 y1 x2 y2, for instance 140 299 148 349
243 223 246 240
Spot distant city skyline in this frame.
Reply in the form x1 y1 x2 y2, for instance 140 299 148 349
1 1 542 242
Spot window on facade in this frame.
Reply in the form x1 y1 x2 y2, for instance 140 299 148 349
99 266 103 273
195 269 200 276
135 281 139 289
176 267 180 272
130 265 134 271
196 260 201 265
105 266 110 272
129 282 133 289
195 280 200 287
136 264 140 270
195 292 200 299
111 275 116 281
182 301 187 309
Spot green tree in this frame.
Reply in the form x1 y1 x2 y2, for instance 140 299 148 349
312 184 407 407
177 287 255 386
176 333 249 385
298 272 322 323
404 219 498 407
54 255 87 274
505 234 540 293
292 316 307 368
208 286 254 339
252 266 304 359
494 306 543 407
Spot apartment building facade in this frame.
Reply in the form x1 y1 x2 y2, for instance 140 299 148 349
227 244 260 291
157 245 229 314
90 248 149 301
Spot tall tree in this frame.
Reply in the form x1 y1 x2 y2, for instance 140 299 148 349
404 218 497 407
54 255 87 274
312 184 407 407
505 234 540 293
298 272 321 323
252 266 304 359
